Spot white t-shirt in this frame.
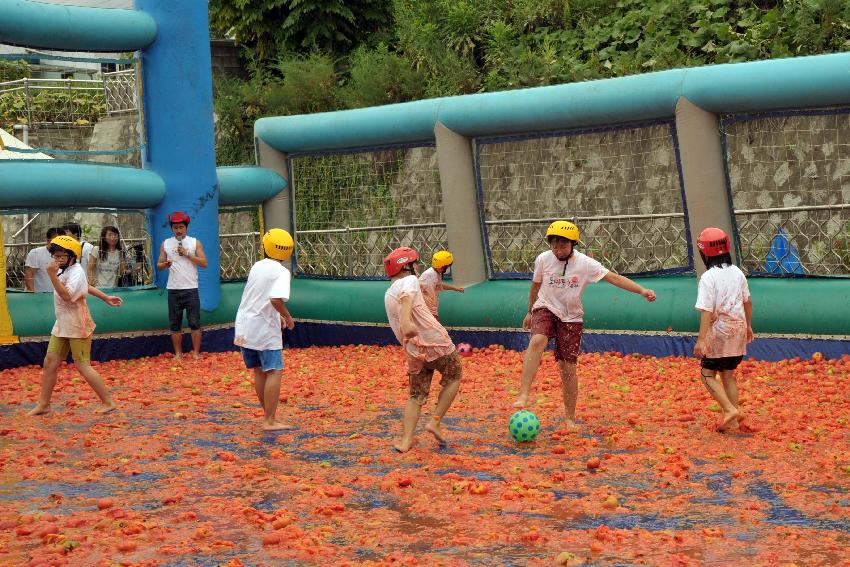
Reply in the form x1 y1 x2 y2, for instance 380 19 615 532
25 246 53 292
164 236 199 290
234 259 291 351
91 247 124 288
532 250 609 323
418 267 443 318
80 241 94 274
52 263 95 338
695 264 751 358
384 275 454 372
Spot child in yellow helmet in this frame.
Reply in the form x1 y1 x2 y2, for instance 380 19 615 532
28 235 123 416
233 229 296 431
513 221 656 431
419 250 465 320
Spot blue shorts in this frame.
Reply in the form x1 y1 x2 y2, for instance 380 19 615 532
241 347 283 371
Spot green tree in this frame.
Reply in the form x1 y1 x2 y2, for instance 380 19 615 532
209 0 392 60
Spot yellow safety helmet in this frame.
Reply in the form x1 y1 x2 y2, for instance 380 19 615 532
263 228 294 261
546 221 580 242
432 250 454 269
48 235 82 258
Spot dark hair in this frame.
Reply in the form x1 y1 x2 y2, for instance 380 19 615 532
700 252 733 270
547 235 577 246
98 225 124 260
62 222 82 239
46 227 61 240
47 242 77 261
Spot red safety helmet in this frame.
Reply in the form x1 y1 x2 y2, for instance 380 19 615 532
697 227 731 257
168 211 190 225
383 247 419 277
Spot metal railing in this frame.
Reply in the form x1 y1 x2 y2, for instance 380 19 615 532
5 232 263 290
735 204 850 276
485 213 690 276
296 222 448 278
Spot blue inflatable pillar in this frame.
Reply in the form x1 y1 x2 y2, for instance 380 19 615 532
137 0 220 310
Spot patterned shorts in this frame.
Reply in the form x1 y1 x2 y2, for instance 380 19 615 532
408 351 462 405
530 308 583 363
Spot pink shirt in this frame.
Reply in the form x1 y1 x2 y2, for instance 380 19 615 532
52 263 96 338
695 264 751 358
418 267 443 318
532 251 609 323
384 275 454 373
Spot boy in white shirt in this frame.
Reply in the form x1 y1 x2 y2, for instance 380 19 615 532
384 246 462 453
693 227 753 432
512 221 657 430
418 250 465 320
25 227 62 292
156 211 208 360
234 229 296 431
28 235 122 416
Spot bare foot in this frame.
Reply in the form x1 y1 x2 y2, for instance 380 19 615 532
262 421 295 431
27 404 51 416
561 419 580 432
512 394 529 408
94 402 117 414
718 409 740 432
192 352 201 361
174 353 183 360
393 438 413 453
425 418 446 445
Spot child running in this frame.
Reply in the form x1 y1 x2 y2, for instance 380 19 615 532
383 247 462 453
419 250 465 320
512 221 656 430
693 227 753 432
233 229 296 431
28 236 122 416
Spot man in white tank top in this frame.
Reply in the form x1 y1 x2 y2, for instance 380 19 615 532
156 211 208 360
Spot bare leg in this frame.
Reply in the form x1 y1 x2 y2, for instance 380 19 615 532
75 362 116 413
254 368 292 431
425 378 460 444
558 360 579 430
394 398 422 453
191 330 202 359
700 369 739 430
28 353 62 416
252 367 266 409
720 370 742 427
513 334 549 407
171 333 183 358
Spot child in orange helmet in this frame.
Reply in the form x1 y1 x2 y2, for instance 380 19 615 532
693 227 753 432
383 247 462 452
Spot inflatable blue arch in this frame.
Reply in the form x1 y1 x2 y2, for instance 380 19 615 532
1 0 849 368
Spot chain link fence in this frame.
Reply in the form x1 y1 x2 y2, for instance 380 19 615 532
290 145 448 278
102 69 138 115
722 109 850 276
476 122 690 277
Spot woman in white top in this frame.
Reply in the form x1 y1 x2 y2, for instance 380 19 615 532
88 226 131 288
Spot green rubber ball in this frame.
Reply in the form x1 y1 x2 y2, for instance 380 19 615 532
509 410 540 442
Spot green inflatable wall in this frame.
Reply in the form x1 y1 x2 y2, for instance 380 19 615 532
6 276 849 338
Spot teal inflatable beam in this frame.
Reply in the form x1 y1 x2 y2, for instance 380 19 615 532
217 166 287 206
0 0 156 52
0 161 165 208
256 52 850 153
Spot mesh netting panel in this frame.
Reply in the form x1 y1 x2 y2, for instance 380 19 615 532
2 210 152 290
723 109 850 276
291 146 447 278
477 123 689 277
0 54 142 167
219 207 262 282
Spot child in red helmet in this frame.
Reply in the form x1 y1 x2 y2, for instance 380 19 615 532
156 211 208 360
693 227 753 432
383 246 462 453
